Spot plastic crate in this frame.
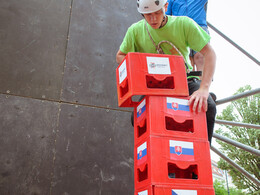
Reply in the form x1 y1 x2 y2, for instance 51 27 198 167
116 53 188 107
134 136 213 189
134 96 208 144
135 184 215 195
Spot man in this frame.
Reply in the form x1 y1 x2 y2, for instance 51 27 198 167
116 0 216 144
166 0 209 75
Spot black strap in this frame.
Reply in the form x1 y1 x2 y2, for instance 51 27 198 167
187 71 202 77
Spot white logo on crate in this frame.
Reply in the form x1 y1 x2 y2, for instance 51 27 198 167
138 190 148 195
169 140 194 160
146 57 171 74
137 142 147 158
166 97 189 106
166 97 190 112
137 99 146 118
119 60 127 84
172 189 197 195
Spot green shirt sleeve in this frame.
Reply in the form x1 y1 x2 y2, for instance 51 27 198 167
184 17 210 52
119 24 136 54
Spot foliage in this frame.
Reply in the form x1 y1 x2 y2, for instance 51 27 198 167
214 180 227 195
214 179 245 195
216 85 260 193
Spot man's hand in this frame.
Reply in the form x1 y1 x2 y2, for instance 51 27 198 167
189 43 216 113
116 50 127 64
188 87 209 112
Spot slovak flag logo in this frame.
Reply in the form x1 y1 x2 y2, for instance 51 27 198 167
137 142 147 165
172 189 197 195
167 97 190 112
175 145 182 155
137 99 146 118
170 140 194 161
139 150 143 157
172 102 179 111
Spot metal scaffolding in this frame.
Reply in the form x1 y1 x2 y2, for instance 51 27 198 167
211 87 260 188
208 22 260 190
207 22 260 66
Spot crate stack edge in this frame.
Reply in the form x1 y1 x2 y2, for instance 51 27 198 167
116 53 214 195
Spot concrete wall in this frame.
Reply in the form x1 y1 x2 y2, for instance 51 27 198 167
0 0 141 194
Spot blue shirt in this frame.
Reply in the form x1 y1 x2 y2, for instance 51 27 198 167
166 0 208 27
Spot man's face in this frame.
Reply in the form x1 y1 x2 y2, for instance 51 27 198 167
143 9 165 29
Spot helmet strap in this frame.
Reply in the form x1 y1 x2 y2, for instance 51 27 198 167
159 15 167 28
159 7 167 28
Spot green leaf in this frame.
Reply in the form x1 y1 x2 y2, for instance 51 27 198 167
214 85 260 193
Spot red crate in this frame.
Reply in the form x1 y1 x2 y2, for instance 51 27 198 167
135 185 152 195
134 136 213 189
153 185 215 195
134 96 208 144
135 184 215 195
116 53 188 107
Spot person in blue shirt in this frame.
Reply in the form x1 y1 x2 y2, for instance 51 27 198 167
166 0 209 74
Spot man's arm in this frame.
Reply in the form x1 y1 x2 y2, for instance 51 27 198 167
116 49 127 64
188 43 216 112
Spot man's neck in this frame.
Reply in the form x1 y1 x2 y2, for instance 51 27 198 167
160 16 168 28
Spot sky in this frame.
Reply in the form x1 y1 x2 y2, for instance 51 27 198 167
207 0 260 160
207 0 260 103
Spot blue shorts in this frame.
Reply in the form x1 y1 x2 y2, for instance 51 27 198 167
190 26 210 57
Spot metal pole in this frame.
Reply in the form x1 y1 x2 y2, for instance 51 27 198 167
225 170 230 195
213 133 260 156
207 22 260 66
211 145 260 186
215 88 260 105
215 119 260 130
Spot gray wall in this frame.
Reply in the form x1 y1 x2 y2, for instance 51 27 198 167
0 0 141 194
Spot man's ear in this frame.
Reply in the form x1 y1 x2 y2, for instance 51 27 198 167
165 2 168 13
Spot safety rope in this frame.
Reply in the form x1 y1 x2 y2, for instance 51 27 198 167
145 21 190 73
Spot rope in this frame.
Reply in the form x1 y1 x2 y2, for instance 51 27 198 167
145 21 190 73
145 22 164 54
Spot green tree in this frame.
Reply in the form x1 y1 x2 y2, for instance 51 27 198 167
216 85 260 193
214 179 245 195
214 180 227 195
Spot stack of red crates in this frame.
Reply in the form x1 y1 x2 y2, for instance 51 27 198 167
116 53 215 195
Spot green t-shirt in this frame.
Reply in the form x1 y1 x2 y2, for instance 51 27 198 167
120 16 210 71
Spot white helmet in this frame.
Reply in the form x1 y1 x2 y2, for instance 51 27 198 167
137 0 167 14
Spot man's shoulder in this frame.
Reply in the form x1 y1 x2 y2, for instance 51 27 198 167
168 15 192 21
167 15 194 25
129 19 145 30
